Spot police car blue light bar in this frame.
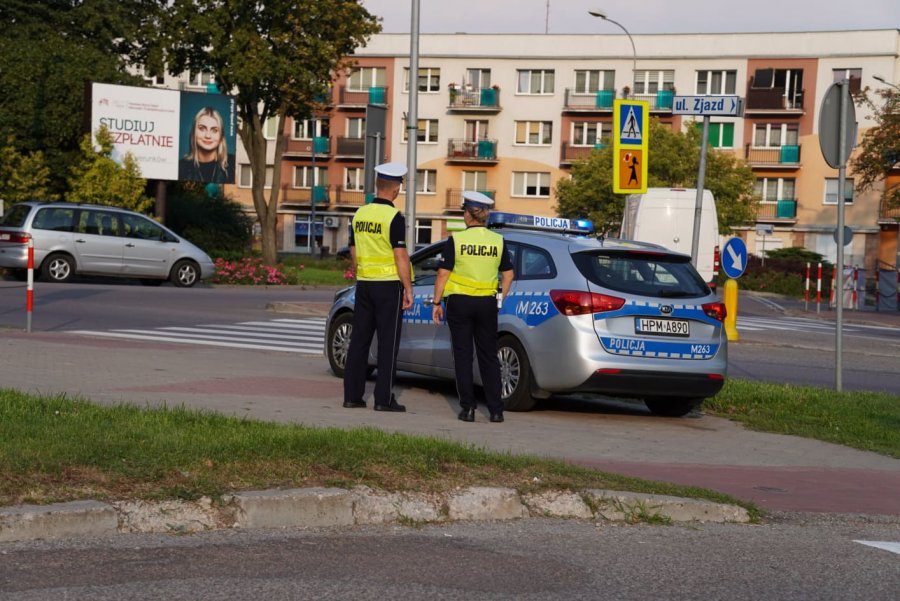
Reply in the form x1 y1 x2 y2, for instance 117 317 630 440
488 212 594 234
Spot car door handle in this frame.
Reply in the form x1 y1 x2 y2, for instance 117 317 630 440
75 238 86 243
125 243 135 247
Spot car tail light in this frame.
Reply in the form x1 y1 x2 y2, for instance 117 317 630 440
707 374 724 380
0 231 31 244
701 301 727 322
709 245 720 291
549 290 625 316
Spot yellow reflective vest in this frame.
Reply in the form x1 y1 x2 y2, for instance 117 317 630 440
444 227 503 297
353 203 400 281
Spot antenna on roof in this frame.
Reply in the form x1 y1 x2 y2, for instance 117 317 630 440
545 0 550 34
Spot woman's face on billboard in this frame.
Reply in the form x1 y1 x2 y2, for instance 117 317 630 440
195 114 221 154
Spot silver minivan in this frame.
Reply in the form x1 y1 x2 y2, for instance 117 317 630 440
0 202 215 287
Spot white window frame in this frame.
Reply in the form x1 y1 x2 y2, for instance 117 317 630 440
752 124 799 148
263 117 279 140
574 69 614 94
187 71 215 87
346 118 365 139
466 68 491 90
404 67 441 93
515 121 553 146
238 165 274 189
401 169 437 195
292 119 328 140
402 118 439 143
344 167 365 192
415 218 433 245
755 177 795 203
293 166 327 189
512 171 551 198
696 70 737 95
571 122 612 146
517 69 555 95
707 122 735 149
463 171 488 191
824 178 855 205
633 70 675 95
347 67 386 91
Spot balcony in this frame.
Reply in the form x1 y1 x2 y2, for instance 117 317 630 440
756 199 798 222
283 136 331 158
337 86 390 109
446 139 498 164
280 185 332 207
445 189 496 211
878 195 900 223
745 145 801 169
335 137 365 159
333 186 368 208
631 90 674 112
563 89 615 112
447 87 501 113
560 142 605 165
744 87 804 115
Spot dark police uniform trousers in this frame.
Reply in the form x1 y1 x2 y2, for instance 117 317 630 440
446 294 503 415
343 280 404 407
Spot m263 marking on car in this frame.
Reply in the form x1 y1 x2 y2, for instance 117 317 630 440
504 291 557 327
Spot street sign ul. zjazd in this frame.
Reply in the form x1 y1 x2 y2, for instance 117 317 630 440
613 99 648 194
672 95 743 116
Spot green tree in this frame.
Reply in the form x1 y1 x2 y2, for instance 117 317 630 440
149 0 381 265
555 119 757 234
850 87 899 211
0 138 57 210
0 1 153 197
67 125 154 214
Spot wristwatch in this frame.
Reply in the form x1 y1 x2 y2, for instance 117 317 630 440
431 299 441 305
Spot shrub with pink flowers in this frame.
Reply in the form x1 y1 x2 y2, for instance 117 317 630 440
211 257 290 285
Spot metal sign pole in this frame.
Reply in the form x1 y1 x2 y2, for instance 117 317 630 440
310 119 317 256
835 80 848 392
405 0 421 252
690 115 710 269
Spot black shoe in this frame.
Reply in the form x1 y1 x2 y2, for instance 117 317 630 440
490 413 504 423
374 397 406 412
458 408 475 422
343 399 367 409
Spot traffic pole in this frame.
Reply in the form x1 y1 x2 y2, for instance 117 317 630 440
816 262 822 314
26 238 34 333
804 262 810 311
875 268 880 312
829 265 837 307
723 278 739 341
851 266 858 311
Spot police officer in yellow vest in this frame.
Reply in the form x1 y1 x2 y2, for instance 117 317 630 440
343 162 413 412
431 191 514 422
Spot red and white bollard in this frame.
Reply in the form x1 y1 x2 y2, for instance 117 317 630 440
804 262 810 311
851 266 859 311
829 265 837 307
875 268 880 312
816 262 822 314
26 238 34 333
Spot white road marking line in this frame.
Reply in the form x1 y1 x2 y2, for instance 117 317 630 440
69 330 323 353
112 329 321 347
159 326 323 341
853 540 900 555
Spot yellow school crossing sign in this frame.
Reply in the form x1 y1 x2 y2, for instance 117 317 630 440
613 99 649 194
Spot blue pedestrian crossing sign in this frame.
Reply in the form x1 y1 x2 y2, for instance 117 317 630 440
722 237 748 279
613 99 648 193
619 104 644 144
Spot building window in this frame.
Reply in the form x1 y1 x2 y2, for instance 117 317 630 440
292 119 329 140
344 167 365 191
696 70 737 95
263 117 279 140
347 67 386 91
833 68 862 94
755 177 795 203
463 170 488 191
515 121 553 145
572 122 612 146
465 120 489 141
466 68 491 89
415 219 433 245
239 165 273 189
824 178 855 204
574 69 615 94
293 166 327 188
752 124 798 148
401 170 437 194
634 70 675 95
404 67 440 93
512 172 551 198
695 122 735 148
517 69 555 94
402 118 439 143
188 71 215 87
347 118 365 139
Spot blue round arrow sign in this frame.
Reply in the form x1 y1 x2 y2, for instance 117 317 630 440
722 237 747 279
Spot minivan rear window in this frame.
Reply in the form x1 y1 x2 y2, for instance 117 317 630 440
0 204 32 227
32 207 76 232
573 250 709 298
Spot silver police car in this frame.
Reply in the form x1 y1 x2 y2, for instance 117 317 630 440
326 213 727 417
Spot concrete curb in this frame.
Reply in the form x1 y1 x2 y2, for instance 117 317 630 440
0 487 750 543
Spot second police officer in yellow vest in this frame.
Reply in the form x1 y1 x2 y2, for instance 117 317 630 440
343 162 413 413
432 191 514 423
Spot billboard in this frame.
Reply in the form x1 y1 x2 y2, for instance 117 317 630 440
90 82 237 184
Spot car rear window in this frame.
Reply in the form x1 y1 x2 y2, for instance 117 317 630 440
32 207 76 232
0 204 32 227
573 250 709 298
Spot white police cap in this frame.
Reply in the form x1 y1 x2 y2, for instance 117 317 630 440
374 162 408 182
462 190 494 209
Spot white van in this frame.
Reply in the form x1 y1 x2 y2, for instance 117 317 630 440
620 188 720 288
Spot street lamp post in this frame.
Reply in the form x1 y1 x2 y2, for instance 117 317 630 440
873 74 900 92
589 9 636 98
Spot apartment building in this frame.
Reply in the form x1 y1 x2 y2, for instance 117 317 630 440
217 29 899 270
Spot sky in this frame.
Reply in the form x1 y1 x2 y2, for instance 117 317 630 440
361 0 899 35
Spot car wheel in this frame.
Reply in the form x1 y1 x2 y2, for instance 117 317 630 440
497 335 536 412
41 253 75 283
170 260 199 287
644 397 703 417
139 279 164 286
327 312 354 377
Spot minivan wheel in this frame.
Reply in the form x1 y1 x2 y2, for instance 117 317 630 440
497 335 536 412
42 253 75 283
327 312 354 377
170 260 199 287
644 397 703 417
